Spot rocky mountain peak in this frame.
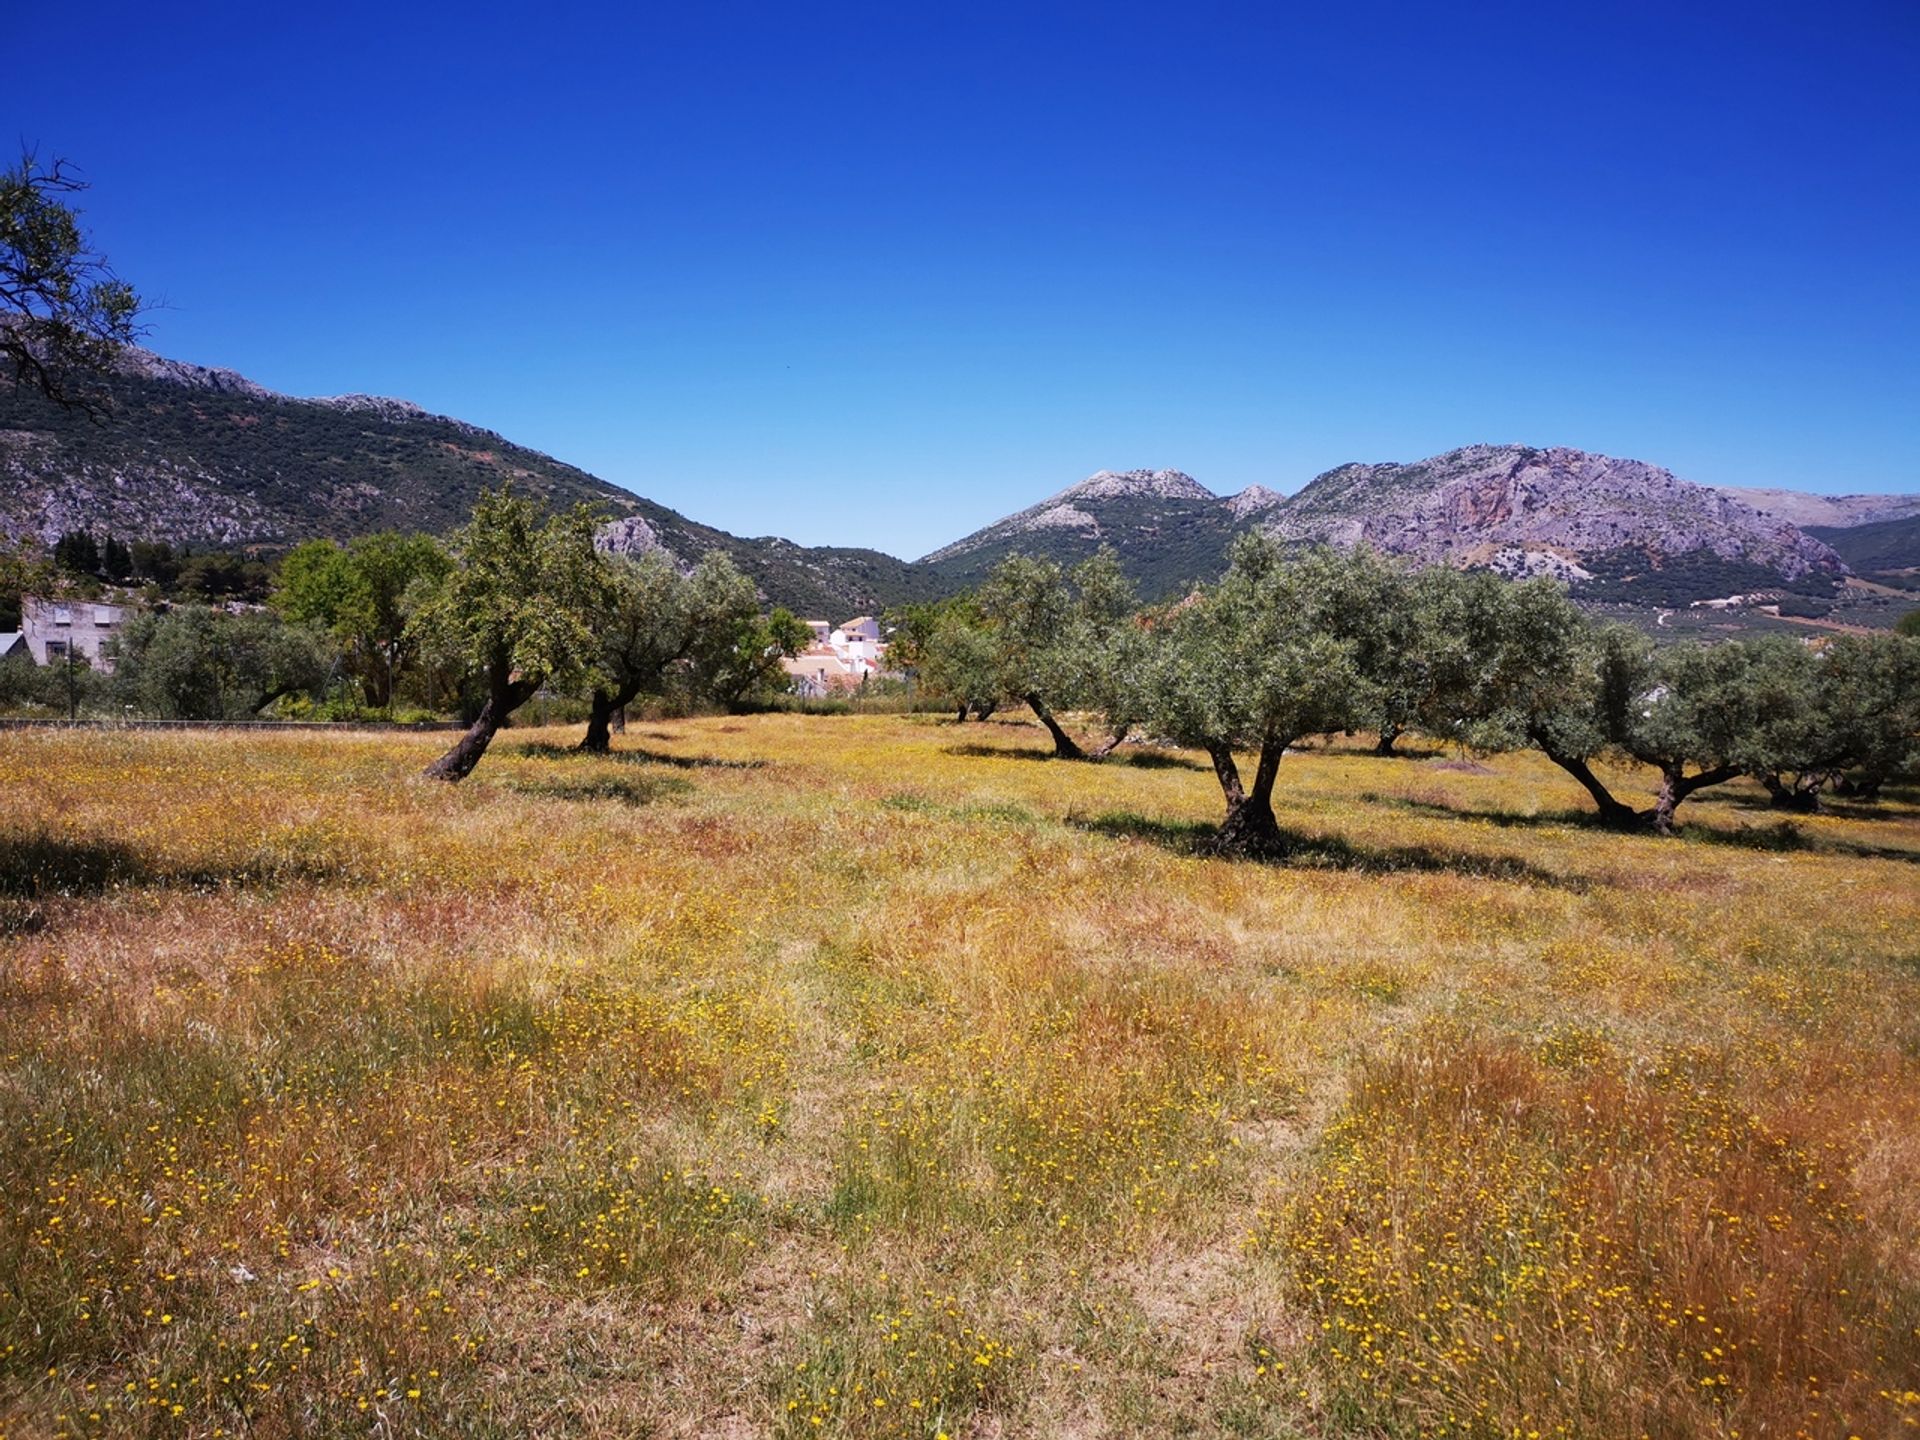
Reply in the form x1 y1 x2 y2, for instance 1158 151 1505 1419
1226 484 1287 519
1051 469 1216 504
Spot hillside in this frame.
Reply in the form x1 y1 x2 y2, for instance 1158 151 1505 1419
1714 486 1920 529
923 448 1875 609
918 469 1242 596
4 339 1910 622
1805 514 1920 582
0 349 936 618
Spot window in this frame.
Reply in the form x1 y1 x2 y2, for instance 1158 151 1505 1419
53 605 72 625
46 640 67 658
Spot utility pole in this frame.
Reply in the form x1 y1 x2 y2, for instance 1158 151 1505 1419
66 642 76 721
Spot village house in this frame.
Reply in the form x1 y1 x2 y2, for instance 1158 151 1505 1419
21 596 131 672
781 614 894 696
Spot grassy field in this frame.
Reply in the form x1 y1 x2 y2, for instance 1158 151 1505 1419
2 715 1917 1439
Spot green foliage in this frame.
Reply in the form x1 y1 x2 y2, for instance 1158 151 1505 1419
0 151 142 409
407 486 610 703
1806 515 1920 576
1895 609 1920 639
0 539 54 632
915 604 1003 717
1146 537 1403 759
973 549 1140 724
685 569 811 710
109 607 336 719
52 530 98 575
275 532 449 707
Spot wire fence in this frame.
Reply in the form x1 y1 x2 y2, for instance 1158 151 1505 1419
0 718 467 732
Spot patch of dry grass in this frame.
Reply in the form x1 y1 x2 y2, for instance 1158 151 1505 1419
1 716 1916 1437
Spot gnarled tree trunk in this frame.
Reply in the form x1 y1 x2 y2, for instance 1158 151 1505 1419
1650 763 1740 835
1537 744 1643 828
1758 771 1822 813
1090 724 1131 759
1374 722 1401 757
580 680 644 755
1208 735 1289 858
1026 694 1085 759
425 670 537 781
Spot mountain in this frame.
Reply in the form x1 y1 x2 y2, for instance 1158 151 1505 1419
1805 514 1920 579
0 346 935 618
918 469 1243 595
921 447 1864 606
1266 444 1847 593
1713 486 1920 530
3 334 1908 624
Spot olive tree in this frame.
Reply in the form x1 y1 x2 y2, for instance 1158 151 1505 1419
976 548 1140 757
914 603 1005 721
1143 536 1402 856
110 607 335 719
409 487 611 781
683 569 811 713
579 551 773 749
1753 632 1920 805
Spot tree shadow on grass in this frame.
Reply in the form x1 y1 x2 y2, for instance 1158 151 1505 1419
941 742 1206 770
1360 792 1920 865
1107 748 1207 771
498 771 694 806
943 743 1065 763
510 741 766 770
1066 809 1588 890
0 833 351 908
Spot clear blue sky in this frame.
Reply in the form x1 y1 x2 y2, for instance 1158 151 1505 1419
13 1 1918 556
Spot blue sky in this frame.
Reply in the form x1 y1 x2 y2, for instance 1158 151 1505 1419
14 1 1918 556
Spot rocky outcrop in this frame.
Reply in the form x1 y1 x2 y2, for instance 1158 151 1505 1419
1267 445 1847 580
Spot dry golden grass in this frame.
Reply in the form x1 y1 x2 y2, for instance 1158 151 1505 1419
1 715 1916 1439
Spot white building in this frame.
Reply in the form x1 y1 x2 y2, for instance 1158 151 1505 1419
21 596 131 672
781 614 893 696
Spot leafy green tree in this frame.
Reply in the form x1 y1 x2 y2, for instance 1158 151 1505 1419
975 548 1141 757
408 486 611 780
1752 633 1920 805
686 583 811 712
1421 577 1644 824
1143 537 1402 856
110 607 335 719
1896 609 1920 640
977 553 1084 755
578 551 765 750
129 540 179 586
916 602 1005 721
276 533 450 709
274 540 359 627
0 539 54 632
1 151 142 409
52 530 99 576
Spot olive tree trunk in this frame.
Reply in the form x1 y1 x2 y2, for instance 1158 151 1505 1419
1026 694 1085 760
580 680 644 755
425 671 538 782
1208 735 1289 858
1650 763 1740 835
